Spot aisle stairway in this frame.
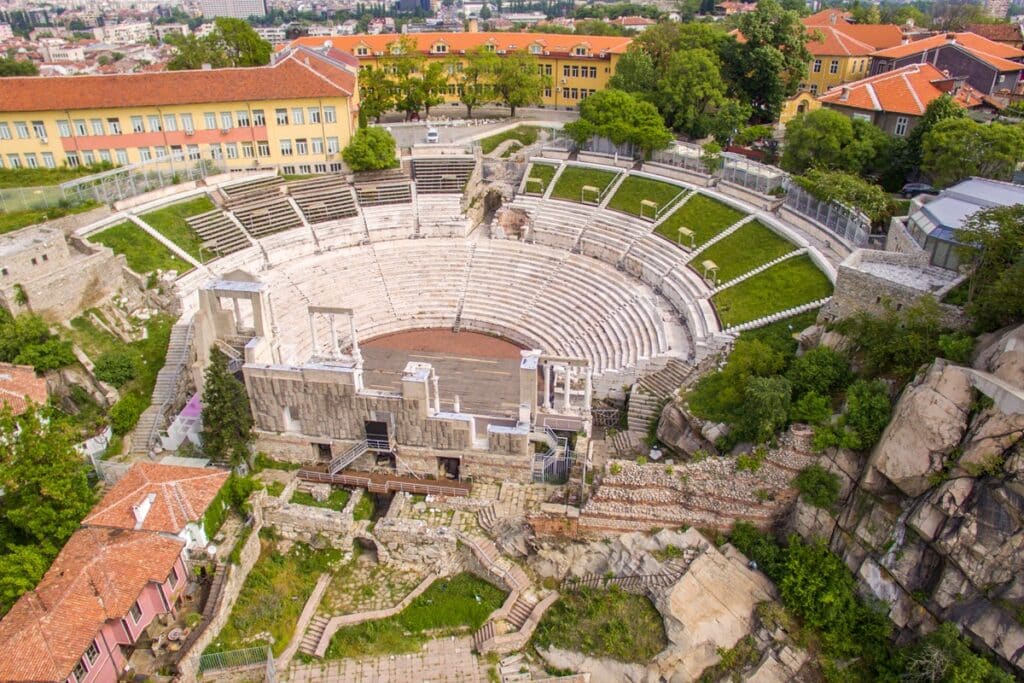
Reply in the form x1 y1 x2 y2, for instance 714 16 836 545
130 322 192 457
299 616 330 656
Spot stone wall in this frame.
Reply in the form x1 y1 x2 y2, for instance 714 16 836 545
262 500 355 547
373 517 460 571
885 218 926 257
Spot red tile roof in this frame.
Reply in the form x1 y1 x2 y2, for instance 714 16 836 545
0 45 356 113
287 31 634 57
818 62 989 115
803 8 854 25
0 527 184 682
804 24 902 56
0 362 48 416
965 23 1024 45
872 31 1024 71
83 462 229 535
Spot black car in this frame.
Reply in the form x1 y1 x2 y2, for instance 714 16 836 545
899 183 937 198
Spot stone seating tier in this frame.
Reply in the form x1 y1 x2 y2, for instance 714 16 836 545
184 209 250 255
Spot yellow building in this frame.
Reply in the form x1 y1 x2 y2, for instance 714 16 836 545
290 32 634 110
780 10 904 124
0 45 359 175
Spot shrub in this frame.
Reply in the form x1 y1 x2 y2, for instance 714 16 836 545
342 127 398 171
736 447 766 473
109 393 148 435
93 349 141 387
787 347 850 399
790 391 831 425
794 464 841 509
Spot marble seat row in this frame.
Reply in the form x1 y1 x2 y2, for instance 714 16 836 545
286 175 358 224
185 209 250 255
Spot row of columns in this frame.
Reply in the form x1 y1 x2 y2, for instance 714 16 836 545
541 362 593 412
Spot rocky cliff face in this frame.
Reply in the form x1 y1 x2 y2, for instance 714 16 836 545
793 324 1024 673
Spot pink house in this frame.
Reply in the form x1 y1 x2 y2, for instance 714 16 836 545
0 527 187 683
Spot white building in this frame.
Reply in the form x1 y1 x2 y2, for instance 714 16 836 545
254 25 288 44
154 23 191 41
39 38 86 61
0 23 14 41
200 0 267 19
92 21 154 45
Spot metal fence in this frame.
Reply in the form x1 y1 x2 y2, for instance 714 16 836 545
650 146 705 174
720 156 786 195
198 645 273 675
783 184 871 247
0 184 70 214
580 136 641 160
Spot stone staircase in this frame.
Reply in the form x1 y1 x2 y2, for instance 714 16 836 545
626 389 663 435
299 615 330 656
638 357 694 397
507 594 538 630
609 429 642 457
498 653 531 682
130 322 192 457
478 503 499 533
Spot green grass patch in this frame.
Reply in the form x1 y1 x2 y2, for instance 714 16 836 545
264 481 286 497
0 164 113 188
253 453 303 472
533 586 667 663
695 220 795 283
500 142 522 158
290 488 351 511
606 176 686 218
655 194 746 248
205 537 341 656
326 572 506 659
140 196 217 262
525 163 557 194
480 126 539 154
941 279 969 306
67 311 122 359
90 221 191 274
550 166 618 204
0 201 99 235
712 255 833 328
352 493 375 521
739 309 819 355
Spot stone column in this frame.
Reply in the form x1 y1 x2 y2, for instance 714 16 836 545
584 367 593 409
432 374 440 414
454 395 461 413
543 362 552 410
562 366 571 411
308 313 318 356
349 316 361 362
329 314 340 358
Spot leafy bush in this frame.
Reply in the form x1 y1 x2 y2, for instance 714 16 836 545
794 464 841 509
342 127 398 171
0 312 75 372
93 349 141 387
736 447 766 473
203 474 260 539
108 393 148 435
790 391 831 425
787 347 850 400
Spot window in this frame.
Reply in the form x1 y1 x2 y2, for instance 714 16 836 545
544 64 552 76
15 121 29 138
252 109 266 126
236 110 250 127
530 44 541 54
32 121 47 138
83 151 95 165
107 117 121 134
72 661 87 683
181 113 194 133
170 146 184 161
98 149 111 163
6 154 22 169
57 120 71 137
225 143 238 159
326 137 339 154
308 107 321 124
829 59 839 74
187 144 200 160
311 137 324 154
90 119 104 136
242 142 254 158
209 143 223 160
296 138 308 155
168 566 179 589
292 108 304 125
132 116 145 133
42 152 56 168
315 163 327 173
809 84 818 95
812 59 822 73
24 153 38 168
573 46 587 56
257 140 270 156
74 119 88 135
282 165 296 175
298 164 311 174
570 87 578 99
220 112 232 130
129 600 142 623
139 147 152 161
894 116 909 137
67 152 80 167
147 115 161 132
562 87 570 99
84 641 100 665
432 42 447 54
544 87 552 98
588 66 597 78
562 65 570 77
204 112 217 129
275 108 289 125
323 107 336 124
163 114 177 132
571 65 579 77
355 46 368 56
115 149 128 165
280 139 293 156
0 123 9 140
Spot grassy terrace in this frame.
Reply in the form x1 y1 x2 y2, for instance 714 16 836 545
290 488 351 511
533 586 667 663
713 255 833 328
139 196 217 262
655 194 746 248
90 221 191 274
524 163 557 194
694 220 794 283
326 572 505 658
206 537 340 657
0 201 99 236
479 125 539 154
0 164 113 188
606 176 686 218
550 166 618 203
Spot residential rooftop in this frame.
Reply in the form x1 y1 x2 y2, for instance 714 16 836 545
818 62 989 115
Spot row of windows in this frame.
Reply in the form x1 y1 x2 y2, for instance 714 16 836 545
811 57 868 76
2 151 59 169
562 65 599 79
0 120 49 140
356 42 592 58
563 87 597 101
278 137 341 156
282 162 345 175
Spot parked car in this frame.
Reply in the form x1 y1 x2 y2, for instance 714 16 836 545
899 182 937 198
425 127 439 143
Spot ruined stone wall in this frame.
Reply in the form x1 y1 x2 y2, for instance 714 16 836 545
262 501 354 547
2 248 128 322
373 517 460 572
885 218 927 257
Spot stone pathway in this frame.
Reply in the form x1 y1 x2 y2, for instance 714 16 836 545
285 636 490 682
318 553 425 616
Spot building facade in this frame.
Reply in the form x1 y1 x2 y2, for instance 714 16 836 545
0 45 358 174
289 32 633 110
200 0 267 19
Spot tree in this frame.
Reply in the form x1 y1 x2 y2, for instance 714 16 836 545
0 311 75 373
902 623 1013 683
492 50 545 116
653 48 730 138
722 0 812 121
792 169 895 227
787 346 850 399
955 204 1024 331
455 47 498 119
843 379 892 450
0 545 49 613
700 141 723 174
905 93 965 169
737 375 792 444
342 126 398 171
166 17 270 70
794 463 841 509
636 22 727 73
94 349 142 387
780 109 893 176
564 89 673 158
609 47 657 95
419 61 450 118
921 118 1024 186
200 348 254 466
358 66 395 125
0 56 39 76
384 36 428 120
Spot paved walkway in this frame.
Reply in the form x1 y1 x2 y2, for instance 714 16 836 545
285 637 490 682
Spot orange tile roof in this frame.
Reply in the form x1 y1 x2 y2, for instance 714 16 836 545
0 45 356 113
83 462 229 535
965 23 1024 45
871 31 1024 71
802 15 904 56
0 362 48 416
0 527 184 682
818 62 989 115
288 31 634 58
803 8 854 25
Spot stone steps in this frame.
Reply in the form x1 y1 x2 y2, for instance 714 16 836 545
507 594 537 630
478 503 498 533
472 619 495 651
638 357 694 398
299 615 330 656
681 214 756 265
609 429 642 457
129 322 192 456
627 389 662 435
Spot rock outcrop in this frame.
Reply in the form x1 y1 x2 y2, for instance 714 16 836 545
656 403 716 457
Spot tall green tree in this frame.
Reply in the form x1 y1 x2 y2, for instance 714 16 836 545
200 348 254 466
905 93 965 168
166 17 271 70
342 126 398 171
781 109 893 176
564 89 673 157
0 56 39 76
955 204 1024 331
653 48 729 138
921 118 1024 186
419 61 450 118
455 47 498 119
608 46 657 95
358 66 395 125
492 50 545 117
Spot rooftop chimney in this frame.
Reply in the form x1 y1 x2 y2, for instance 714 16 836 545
132 493 157 529
946 32 957 42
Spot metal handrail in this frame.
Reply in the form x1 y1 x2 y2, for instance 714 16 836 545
143 321 194 455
